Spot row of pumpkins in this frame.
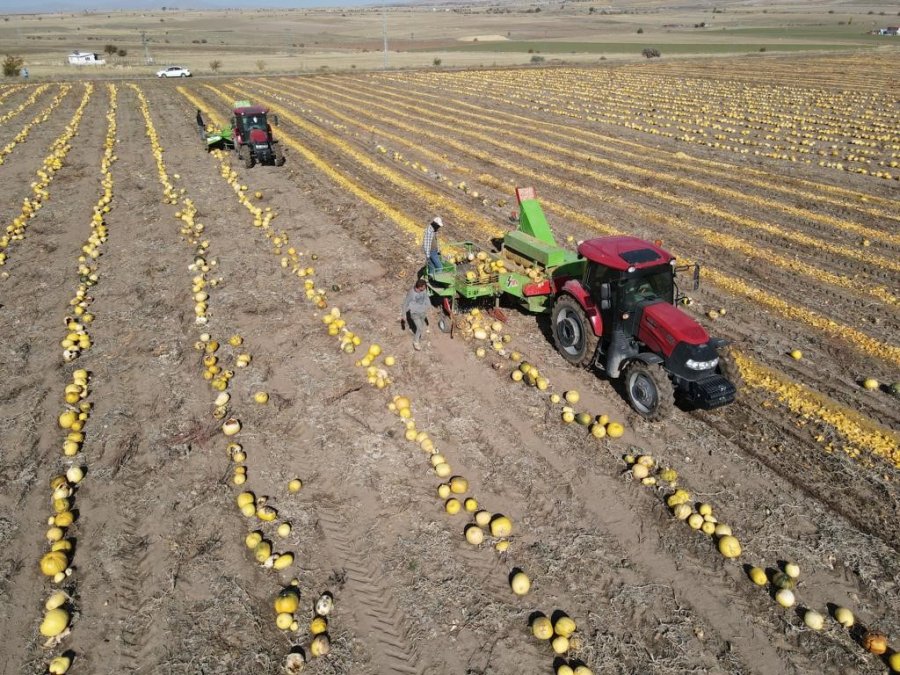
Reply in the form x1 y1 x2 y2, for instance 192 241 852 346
1 83 90 270
205 134 339 669
35 84 122 674
625 454 900 670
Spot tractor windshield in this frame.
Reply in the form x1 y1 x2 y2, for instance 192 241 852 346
620 266 674 310
242 114 267 133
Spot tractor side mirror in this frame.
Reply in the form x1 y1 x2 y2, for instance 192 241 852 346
271 115 279 126
599 283 611 310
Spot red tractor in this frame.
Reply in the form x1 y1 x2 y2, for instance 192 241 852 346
206 100 285 168
427 188 739 420
548 236 739 420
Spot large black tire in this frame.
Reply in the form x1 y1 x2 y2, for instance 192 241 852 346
717 346 742 399
623 361 675 421
239 145 254 169
437 313 452 334
551 295 599 368
274 143 286 166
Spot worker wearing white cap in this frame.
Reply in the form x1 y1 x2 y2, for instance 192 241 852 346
424 216 443 274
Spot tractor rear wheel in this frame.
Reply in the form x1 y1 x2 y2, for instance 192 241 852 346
238 145 254 169
274 143 286 166
551 295 599 368
623 361 675 421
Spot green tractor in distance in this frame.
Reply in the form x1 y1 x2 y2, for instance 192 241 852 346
206 100 285 168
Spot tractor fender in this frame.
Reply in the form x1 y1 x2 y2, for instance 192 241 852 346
627 353 665 367
557 280 602 337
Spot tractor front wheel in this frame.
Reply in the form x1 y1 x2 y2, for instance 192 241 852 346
551 295 599 368
623 361 675 421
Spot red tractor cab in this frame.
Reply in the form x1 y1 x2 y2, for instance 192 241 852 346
551 236 738 419
231 103 285 168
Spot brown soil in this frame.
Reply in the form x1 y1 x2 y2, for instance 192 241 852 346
0 57 897 675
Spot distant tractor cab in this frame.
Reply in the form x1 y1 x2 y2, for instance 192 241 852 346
205 100 285 168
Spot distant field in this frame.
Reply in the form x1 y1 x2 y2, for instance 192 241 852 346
436 41 864 55
722 25 890 41
0 2 896 77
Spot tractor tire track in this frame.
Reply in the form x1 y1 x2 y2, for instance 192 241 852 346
315 501 424 675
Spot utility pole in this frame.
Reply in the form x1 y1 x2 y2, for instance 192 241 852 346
382 5 388 70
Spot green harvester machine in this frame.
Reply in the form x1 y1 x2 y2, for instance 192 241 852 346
427 187 583 328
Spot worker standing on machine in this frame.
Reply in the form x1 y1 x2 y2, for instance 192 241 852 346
424 216 443 274
196 109 205 141
401 277 431 351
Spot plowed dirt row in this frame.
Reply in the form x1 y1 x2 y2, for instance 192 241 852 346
169 86 872 670
256 74 899 370
190 78 900 538
0 83 108 674
0 70 896 675
173 78 899 672
0 85 75 227
229 78 900 432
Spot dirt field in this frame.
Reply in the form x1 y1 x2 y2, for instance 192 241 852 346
0 49 898 675
0 1 894 77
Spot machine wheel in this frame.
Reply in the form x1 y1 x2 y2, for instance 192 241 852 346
239 145 254 169
717 347 742 398
274 143 286 166
438 314 452 334
623 361 675 421
551 295 599 368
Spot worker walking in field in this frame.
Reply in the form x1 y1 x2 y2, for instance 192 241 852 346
196 109 206 141
424 216 443 275
401 277 431 351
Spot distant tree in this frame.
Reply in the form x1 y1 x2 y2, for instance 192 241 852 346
530 55 545 63
637 27 644 34
117 48 127 57
642 48 661 58
2 54 24 77
433 57 442 66
256 59 266 71
104 44 117 55
209 59 221 72
588 7 595 13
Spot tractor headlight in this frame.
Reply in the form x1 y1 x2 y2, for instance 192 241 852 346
686 357 718 371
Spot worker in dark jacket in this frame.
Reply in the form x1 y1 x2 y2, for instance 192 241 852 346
401 278 431 350
196 109 205 141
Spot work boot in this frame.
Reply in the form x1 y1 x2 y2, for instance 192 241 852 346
413 341 422 351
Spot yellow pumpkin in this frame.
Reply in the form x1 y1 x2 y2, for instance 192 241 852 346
40 551 68 577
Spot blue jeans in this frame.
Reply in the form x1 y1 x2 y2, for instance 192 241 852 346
427 250 442 274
